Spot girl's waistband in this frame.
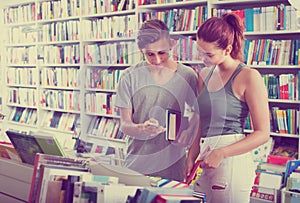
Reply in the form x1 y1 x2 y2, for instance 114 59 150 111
201 134 245 142
200 134 245 152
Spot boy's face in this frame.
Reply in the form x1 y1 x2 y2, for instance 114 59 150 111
141 37 170 68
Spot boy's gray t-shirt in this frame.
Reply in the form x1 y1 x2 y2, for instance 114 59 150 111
115 62 198 181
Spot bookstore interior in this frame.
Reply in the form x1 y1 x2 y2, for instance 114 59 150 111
0 0 300 202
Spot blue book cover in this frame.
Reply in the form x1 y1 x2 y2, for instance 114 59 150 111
295 40 299 65
244 8 254 32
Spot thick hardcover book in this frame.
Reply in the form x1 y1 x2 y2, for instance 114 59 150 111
165 109 181 141
28 153 89 203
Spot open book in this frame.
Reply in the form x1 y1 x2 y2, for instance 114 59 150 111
6 130 66 165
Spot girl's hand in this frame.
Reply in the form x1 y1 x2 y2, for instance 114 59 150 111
184 157 195 180
200 148 225 169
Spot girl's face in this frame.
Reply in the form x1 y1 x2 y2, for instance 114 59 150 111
196 39 227 67
141 37 170 68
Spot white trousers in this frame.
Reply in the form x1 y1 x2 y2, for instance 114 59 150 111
194 134 256 203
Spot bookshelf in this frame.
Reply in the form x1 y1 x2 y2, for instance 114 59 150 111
0 10 4 136
0 0 210 161
0 0 138 159
0 0 299 175
210 0 300 202
211 0 300 157
137 0 208 66
0 0 299 202
79 0 138 161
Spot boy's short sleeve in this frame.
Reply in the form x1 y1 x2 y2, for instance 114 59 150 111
115 72 132 109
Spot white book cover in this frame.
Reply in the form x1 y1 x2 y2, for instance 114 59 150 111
97 184 140 203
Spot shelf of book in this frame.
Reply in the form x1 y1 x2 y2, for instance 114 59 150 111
138 0 207 10
0 0 210 152
210 0 286 8
213 1 299 202
281 187 300 203
1 0 299 188
219 0 300 150
0 0 299 203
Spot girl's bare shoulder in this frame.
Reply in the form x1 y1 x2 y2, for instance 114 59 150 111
239 66 262 83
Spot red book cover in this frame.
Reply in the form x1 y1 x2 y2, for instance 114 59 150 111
0 141 22 162
152 194 203 203
184 160 201 185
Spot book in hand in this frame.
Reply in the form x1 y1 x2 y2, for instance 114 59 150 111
184 160 201 185
165 109 181 141
185 146 211 185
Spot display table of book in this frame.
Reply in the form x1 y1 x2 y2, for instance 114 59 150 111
0 154 206 203
0 158 33 203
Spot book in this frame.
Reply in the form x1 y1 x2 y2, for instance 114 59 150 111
152 193 205 203
36 166 89 203
2 4 300 203
258 171 283 190
34 132 66 157
89 161 152 186
64 175 81 203
6 130 66 165
184 160 201 185
253 170 283 199
252 137 274 163
149 177 187 188
72 175 119 202
97 184 141 203
73 181 99 203
44 179 63 203
259 162 286 174
137 187 203 203
165 109 181 141
283 160 300 187
36 163 91 202
28 153 89 203
0 141 22 162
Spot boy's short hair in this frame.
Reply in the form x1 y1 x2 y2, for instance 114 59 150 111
137 19 170 49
